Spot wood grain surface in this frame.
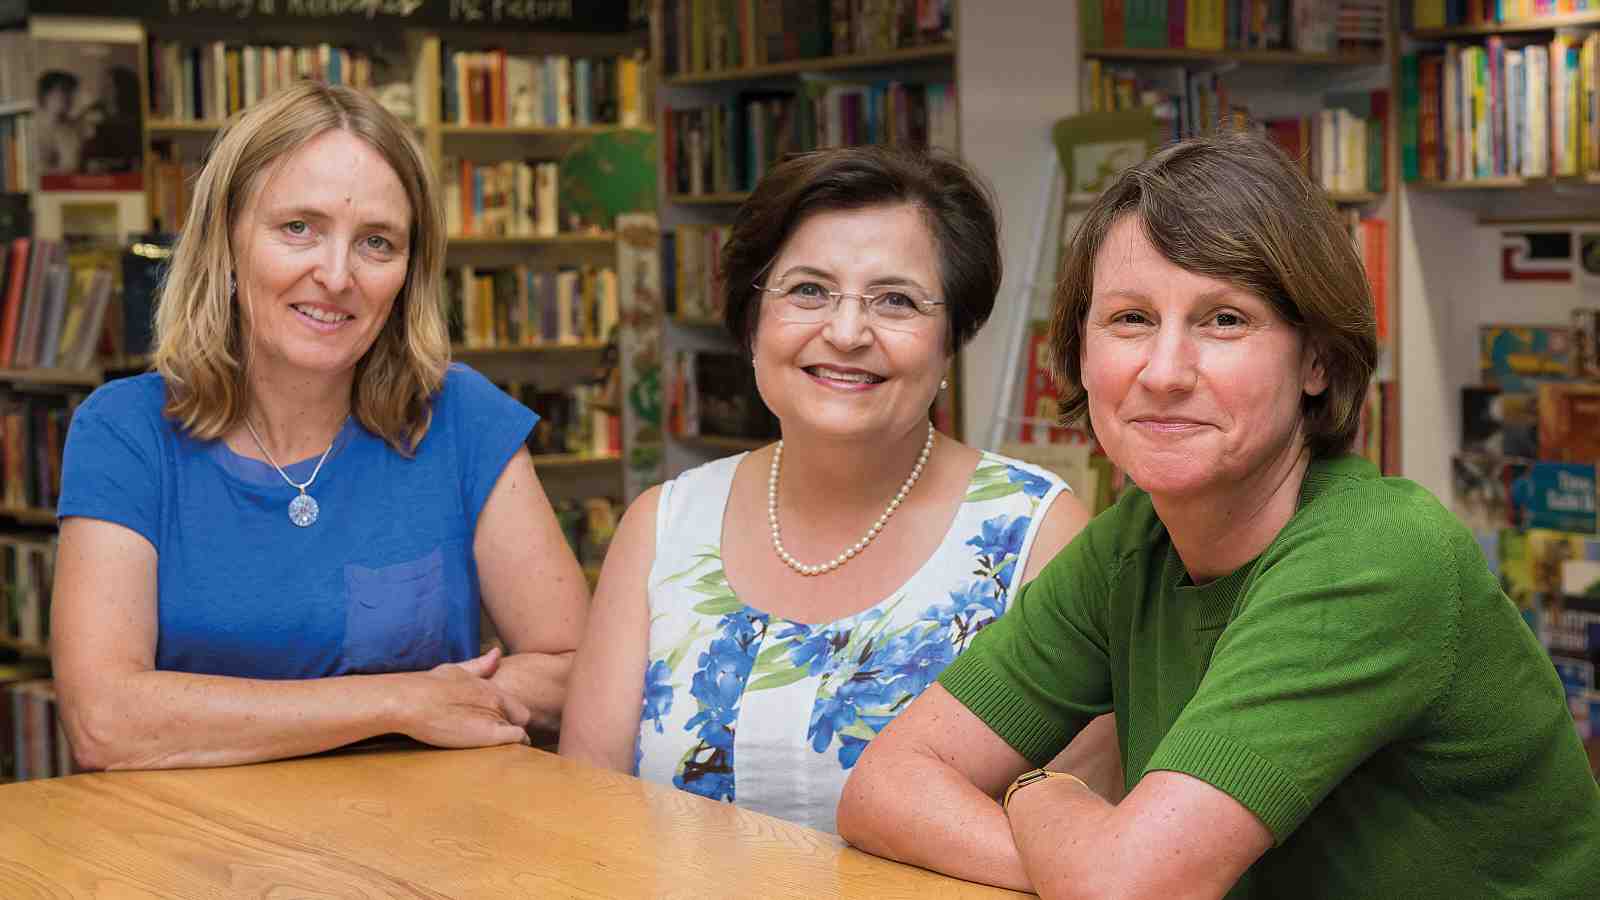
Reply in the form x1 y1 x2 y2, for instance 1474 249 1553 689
0 744 1029 899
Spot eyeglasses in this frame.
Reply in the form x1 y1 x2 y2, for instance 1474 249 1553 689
754 277 946 334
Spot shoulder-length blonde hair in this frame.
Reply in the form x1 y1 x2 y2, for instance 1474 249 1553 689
153 80 448 455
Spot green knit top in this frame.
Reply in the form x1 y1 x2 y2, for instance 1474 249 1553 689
940 455 1600 897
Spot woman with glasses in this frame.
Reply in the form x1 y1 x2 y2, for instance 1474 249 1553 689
559 145 1115 831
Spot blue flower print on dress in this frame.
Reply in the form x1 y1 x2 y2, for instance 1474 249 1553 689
673 609 769 802
1006 466 1054 499
966 514 1030 593
641 659 674 734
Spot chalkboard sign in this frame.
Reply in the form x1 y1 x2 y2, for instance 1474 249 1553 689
25 1 630 31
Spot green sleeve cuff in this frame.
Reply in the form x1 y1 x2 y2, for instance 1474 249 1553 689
939 651 1073 768
1143 726 1314 845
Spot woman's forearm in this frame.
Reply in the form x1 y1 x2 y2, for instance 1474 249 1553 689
64 669 414 771
837 749 1032 892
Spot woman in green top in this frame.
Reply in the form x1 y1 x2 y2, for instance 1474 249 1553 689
836 130 1600 898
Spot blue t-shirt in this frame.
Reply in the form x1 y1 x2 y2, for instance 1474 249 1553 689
57 363 537 680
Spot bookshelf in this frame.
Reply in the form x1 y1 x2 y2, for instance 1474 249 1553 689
1084 47 1383 65
1394 1 1600 501
1393 3 1600 772
662 42 955 84
651 0 964 478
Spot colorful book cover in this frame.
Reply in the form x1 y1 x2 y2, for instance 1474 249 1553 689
1512 462 1598 533
1481 323 1575 392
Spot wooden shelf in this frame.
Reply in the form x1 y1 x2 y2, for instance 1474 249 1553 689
665 43 954 85
667 192 750 205
670 314 725 329
453 341 608 356
447 232 615 246
100 354 152 371
1411 13 1600 40
1328 191 1380 204
0 100 32 117
673 433 769 453
1411 176 1531 190
531 452 622 470
1083 47 1383 65
0 635 49 659
440 124 652 137
0 367 103 386
146 119 226 133
0 505 55 526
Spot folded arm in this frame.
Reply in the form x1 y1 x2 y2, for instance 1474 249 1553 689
52 517 531 771
475 447 592 733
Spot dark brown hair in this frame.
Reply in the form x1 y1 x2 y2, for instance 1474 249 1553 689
1049 129 1378 459
720 145 1001 354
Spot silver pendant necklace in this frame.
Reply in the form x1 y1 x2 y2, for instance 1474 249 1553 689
244 417 343 527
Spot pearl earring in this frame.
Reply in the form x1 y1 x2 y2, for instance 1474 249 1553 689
940 378 949 391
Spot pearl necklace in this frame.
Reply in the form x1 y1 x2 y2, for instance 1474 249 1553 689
769 422 935 577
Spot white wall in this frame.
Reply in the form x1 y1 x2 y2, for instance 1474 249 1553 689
956 1 1079 447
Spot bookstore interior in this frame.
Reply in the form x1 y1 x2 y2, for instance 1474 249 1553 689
0 0 1595 794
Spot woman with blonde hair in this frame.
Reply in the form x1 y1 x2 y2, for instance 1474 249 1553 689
52 81 587 770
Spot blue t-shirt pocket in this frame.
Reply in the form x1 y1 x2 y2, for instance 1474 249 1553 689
342 547 452 674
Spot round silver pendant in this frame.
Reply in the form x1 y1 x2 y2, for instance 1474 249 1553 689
288 493 319 527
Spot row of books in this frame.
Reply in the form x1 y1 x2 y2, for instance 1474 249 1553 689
664 349 779 442
1481 525 1600 773
500 379 622 460
440 50 649 128
0 114 31 194
2 537 54 647
4 678 78 784
1083 0 1385 54
660 0 954 77
1410 0 1600 30
148 40 391 123
1456 316 1600 528
662 225 730 324
443 159 561 238
1 239 117 372
447 265 620 349
149 152 201 235
1344 212 1391 342
1402 32 1600 183
663 80 957 197
2 392 76 514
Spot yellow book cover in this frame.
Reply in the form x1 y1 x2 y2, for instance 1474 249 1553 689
1414 0 1446 30
1187 0 1223 52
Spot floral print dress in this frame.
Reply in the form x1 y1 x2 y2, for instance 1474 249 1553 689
635 451 1068 833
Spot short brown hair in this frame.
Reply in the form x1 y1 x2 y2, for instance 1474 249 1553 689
153 80 449 455
1049 130 1377 459
720 145 1001 355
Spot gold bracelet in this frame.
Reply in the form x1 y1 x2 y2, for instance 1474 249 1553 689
1002 768 1090 811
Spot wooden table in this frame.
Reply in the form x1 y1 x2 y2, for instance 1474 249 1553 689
0 744 1027 898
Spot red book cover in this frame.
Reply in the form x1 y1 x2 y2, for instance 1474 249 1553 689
1104 0 1126 48
1362 217 1389 343
1168 0 1186 48
0 237 28 368
1419 54 1442 181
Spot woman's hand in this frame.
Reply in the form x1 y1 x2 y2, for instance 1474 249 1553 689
398 647 533 749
